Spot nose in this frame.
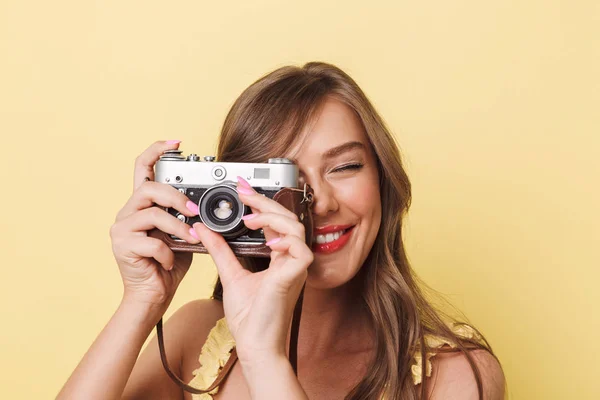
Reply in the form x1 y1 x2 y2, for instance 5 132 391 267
309 180 339 217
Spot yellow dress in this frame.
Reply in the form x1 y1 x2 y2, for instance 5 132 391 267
187 318 482 399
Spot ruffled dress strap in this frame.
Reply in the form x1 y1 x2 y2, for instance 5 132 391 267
187 318 482 396
410 323 484 385
188 318 236 400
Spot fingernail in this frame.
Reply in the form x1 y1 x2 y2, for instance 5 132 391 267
265 237 281 246
166 140 181 145
186 201 199 215
241 213 258 220
237 176 252 189
237 186 254 196
189 227 199 240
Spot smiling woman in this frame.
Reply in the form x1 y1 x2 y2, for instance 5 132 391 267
203 62 506 399
57 62 505 400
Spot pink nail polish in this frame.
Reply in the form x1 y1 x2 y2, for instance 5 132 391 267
189 227 199 240
237 186 254 195
241 213 258 220
166 140 181 145
186 201 199 215
237 176 252 189
265 237 281 246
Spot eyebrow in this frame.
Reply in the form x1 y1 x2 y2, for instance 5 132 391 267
322 141 366 159
287 141 366 164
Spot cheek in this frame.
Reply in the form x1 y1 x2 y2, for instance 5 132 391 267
337 175 382 224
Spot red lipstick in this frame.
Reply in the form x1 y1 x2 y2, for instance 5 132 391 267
312 225 355 254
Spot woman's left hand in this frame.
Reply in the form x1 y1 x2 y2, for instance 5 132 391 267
191 176 314 366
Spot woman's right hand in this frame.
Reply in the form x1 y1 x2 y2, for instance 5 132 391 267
109 140 201 311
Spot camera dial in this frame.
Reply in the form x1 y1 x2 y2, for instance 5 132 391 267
159 149 186 161
268 158 293 164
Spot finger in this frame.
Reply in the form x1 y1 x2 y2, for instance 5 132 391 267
115 207 200 244
235 176 298 220
133 140 182 191
241 212 305 241
123 236 176 271
267 235 313 262
117 181 199 221
192 222 247 288
265 236 313 284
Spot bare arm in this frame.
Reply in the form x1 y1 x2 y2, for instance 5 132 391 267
57 140 201 400
241 356 309 400
56 299 170 400
57 297 215 400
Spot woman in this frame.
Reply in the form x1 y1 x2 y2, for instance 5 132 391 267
58 62 506 399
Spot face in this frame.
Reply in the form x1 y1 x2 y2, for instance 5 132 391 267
286 97 382 289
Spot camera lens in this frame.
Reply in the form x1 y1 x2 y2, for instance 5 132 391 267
198 184 248 237
213 199 233 220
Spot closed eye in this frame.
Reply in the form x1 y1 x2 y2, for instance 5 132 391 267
332 163 364 173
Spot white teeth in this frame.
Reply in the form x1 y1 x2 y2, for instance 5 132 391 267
314 229 346 244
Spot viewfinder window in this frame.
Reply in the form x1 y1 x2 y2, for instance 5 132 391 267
253 168 270 179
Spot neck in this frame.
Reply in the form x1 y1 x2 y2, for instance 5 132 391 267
290 274 374 360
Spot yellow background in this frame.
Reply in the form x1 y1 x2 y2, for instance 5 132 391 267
1 1 598 399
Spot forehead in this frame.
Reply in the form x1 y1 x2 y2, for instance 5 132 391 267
286 97 369 162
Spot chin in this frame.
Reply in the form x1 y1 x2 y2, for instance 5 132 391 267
304 261 359 290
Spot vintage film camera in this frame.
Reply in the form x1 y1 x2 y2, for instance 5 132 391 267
148 149 314 257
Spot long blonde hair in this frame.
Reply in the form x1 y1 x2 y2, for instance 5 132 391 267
211 61 501 399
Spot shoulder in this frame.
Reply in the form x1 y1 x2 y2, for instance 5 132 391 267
166 299 225 375
426 348 506 400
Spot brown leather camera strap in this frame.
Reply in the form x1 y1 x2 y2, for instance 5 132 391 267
157 284 305 394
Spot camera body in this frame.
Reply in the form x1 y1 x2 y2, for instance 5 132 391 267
149 149 314 257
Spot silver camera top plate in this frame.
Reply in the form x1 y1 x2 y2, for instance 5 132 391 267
155 150 299 189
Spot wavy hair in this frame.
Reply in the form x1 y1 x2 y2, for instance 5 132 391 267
211 61 502 399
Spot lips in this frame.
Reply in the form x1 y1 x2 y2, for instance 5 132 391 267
313 224 354 235
312 225 355 254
